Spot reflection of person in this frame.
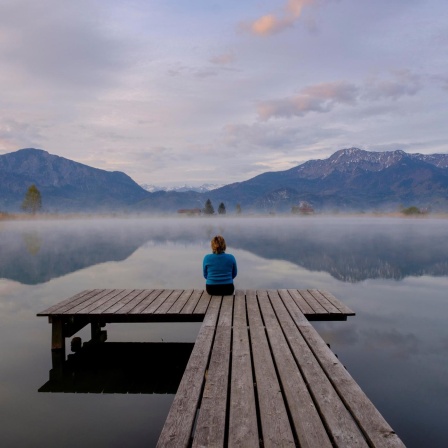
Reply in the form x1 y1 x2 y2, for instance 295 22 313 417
203 235 237 296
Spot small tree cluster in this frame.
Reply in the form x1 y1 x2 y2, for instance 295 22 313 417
203 199 215 215
218 202 226 215
22 184 42 214
401 206 427 216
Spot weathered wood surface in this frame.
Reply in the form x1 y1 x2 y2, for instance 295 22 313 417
228 290 259 447
37 288 355 319
156 290 404 448
156 296 223 448
38 290 404 447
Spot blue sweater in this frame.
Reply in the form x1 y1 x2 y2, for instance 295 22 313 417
203 253 237 285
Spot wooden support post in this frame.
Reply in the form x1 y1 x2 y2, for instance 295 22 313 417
90 321 107 343
51 317 65 353
50 317 66 378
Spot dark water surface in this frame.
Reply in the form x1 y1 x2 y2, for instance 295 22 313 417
1 217 447 447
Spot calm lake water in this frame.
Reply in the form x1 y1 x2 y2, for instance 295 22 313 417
1 216 447 447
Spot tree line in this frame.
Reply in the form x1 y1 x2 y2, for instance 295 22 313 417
203 199 241 215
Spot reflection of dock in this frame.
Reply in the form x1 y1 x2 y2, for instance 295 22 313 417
38 289 404 447
39 342 193 394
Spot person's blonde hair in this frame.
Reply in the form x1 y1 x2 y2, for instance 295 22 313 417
211 235 226 254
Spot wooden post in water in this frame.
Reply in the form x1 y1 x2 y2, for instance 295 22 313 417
51 317 65 352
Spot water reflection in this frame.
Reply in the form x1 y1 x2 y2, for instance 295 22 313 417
39 342 193 394
1 217 447 447
23 231 42 255
1 217 448 284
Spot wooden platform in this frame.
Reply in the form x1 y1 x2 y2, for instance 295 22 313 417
38 289 405 447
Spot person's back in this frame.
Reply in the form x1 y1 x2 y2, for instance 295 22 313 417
203 235 237 296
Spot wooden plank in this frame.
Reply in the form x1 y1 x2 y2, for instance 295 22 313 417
113 289 155 314
271 293 369 447
194 292 212 315
217 294 233 327
157 297 222 447
180 290 203 314
167 289 194 314
75 289 124 314
45 290 104 315
157 326 216 448
64 290 115 314
229 290 259 447
284 289 315 315
308 289 341 314
193 295 230 445
202 296 223 327
299 290 329 314
37 290 91 315
99 289 146 314
317 290 355 315
154 290 184 314
246 290 295 447
88 289 134 314
259 290 333 448
140 289 175 314
127 290 165 314
193 326 232 447
278 290 311 328
299 324 405 448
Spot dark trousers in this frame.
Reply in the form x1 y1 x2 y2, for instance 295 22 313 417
206 283 234 296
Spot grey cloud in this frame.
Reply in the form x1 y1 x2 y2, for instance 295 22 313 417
209 53 235 65
430 74 448 91
0 119 44 148
167 64 219 79
0 0 137 90
258 72 424 120
364 70 422 100
223 123 301 149
194 70 218 79
223 122 343 151
258 81 359 120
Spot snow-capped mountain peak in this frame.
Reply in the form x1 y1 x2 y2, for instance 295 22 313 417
140 183 223 193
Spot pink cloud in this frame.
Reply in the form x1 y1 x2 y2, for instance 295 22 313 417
247 0 314 36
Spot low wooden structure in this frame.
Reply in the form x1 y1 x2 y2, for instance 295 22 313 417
38 289 405 447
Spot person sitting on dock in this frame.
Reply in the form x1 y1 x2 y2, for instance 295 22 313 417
203 235 237 296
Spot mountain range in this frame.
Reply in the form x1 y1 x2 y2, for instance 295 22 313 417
140 183 222 193
1 147 448 212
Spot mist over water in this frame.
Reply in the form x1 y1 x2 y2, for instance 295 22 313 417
1 216 447 447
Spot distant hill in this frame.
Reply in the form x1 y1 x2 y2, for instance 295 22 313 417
0 148 149 211
2 147 448 213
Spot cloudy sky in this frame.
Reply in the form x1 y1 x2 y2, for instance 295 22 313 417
0 0 447 187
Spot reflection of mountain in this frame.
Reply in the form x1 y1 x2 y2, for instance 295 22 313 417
226 221 448 282
1 218 448 285
0 223 149 285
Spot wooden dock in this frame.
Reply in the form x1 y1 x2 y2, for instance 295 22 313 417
38 289 405 447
